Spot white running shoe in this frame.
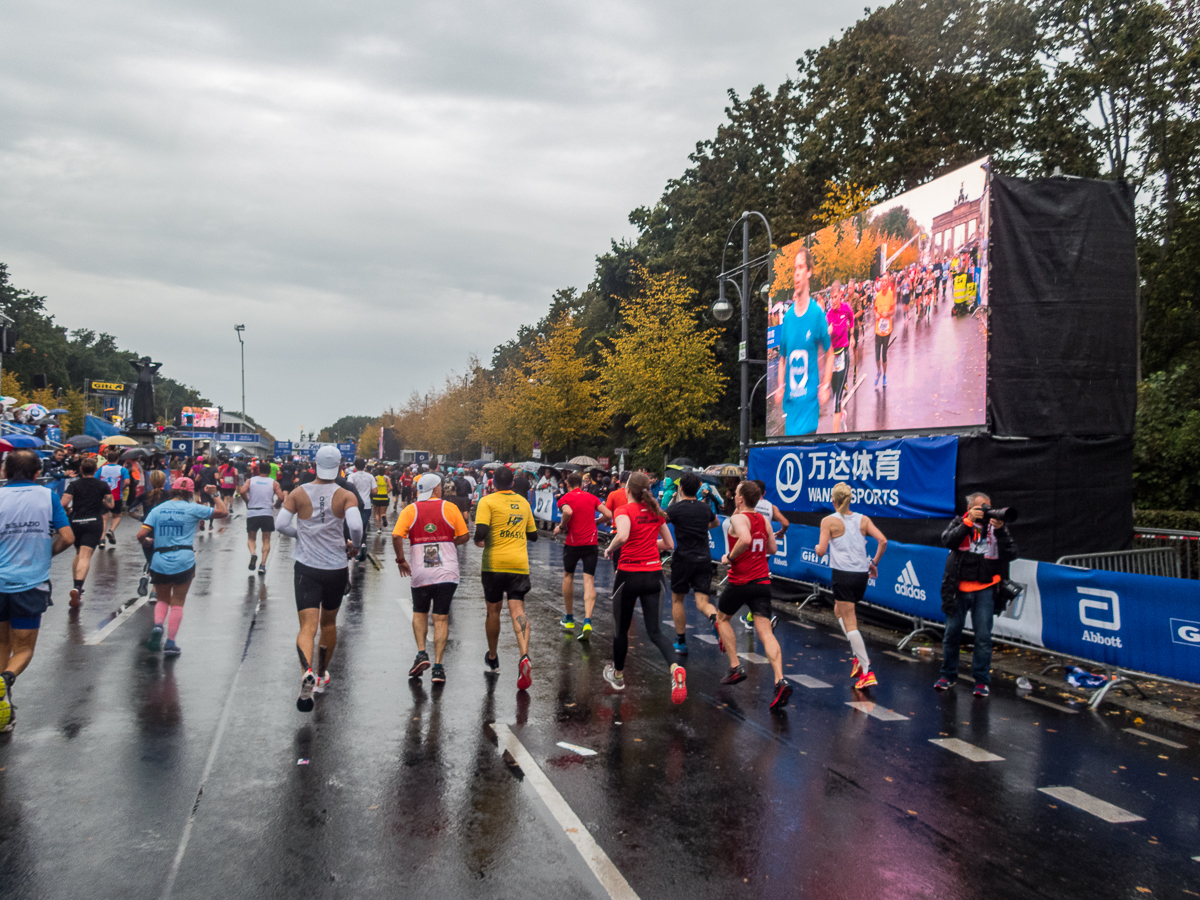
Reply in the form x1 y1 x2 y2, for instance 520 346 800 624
314 672 331 694
297 669 317 712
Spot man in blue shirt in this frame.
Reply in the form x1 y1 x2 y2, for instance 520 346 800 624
98 449 131 545
0 450 74 733
772 246 833 436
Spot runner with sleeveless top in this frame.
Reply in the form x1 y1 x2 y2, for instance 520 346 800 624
815 482 888 689
393 473 470 684
370 466 391 530
274 445 363 710
240 461 285 575
602 473 687 704
715 480 791 712
137 479 229 656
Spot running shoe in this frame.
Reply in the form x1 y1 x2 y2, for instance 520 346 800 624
670 665 687 704
163 639 181 657
431 664 446 684
258 565 266 575
146 625 164 652
560 614 575 632
934 676 956 691
409 651 431 679
69 588 82 608
137 575 149 597
770 615 779 630
740 612 754 630
484 651 500 675
248 553 257 571
721 665 747 685
516 655 532 691
0 672 11 732
855 670 878 690
603 663 625 692
973 683 989 698
314 672 331 694
673 640 688 656
874 372 880 386
769 679 793 712
297 669 317 712
577 621 592 642
882 375 888 387
106 530 116 546
850 657 864 679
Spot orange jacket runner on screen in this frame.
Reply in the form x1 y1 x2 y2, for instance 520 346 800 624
874 281 896 337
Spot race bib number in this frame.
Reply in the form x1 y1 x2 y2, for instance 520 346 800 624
422 544 443 569
832 350 846 372
877 316 892 336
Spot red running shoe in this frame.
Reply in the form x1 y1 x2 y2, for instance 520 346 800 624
855 670 878 690
769 679 793 712
670 665 687 704
516 655 532 691
850 657 863 679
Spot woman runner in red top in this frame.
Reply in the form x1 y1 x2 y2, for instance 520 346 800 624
715 481 791 712
602 473 687 704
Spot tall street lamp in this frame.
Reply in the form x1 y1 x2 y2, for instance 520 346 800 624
712 211 773 467
234 324 246 425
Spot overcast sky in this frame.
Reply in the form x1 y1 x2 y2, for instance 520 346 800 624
1 0 866 440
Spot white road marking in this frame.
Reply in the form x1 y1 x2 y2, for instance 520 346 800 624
556 741 597 757
883 651 919 663
789 620 816 630
494 724 639 900
694 634 719 645
830 633 849 641
929 738 1004 762
1122 728 1187 749
85 597 150 645
1038 786 1145 823
1023 695 1080 714
738 652 769 664
845 701 908 722
786 674 832 689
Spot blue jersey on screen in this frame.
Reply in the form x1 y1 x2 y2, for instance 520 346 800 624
777 299 831 436
144 500 213 575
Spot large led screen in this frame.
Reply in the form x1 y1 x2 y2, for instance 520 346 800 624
767 157 989 437
181 406 221 430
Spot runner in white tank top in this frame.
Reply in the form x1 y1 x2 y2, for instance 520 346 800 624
274 446 363 713
238 462 284 575
815 483 888 690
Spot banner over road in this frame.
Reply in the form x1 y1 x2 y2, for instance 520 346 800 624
749 435 958 520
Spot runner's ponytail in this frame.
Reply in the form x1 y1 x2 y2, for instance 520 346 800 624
626 472 664 519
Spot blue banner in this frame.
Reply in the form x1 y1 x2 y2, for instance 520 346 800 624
749 436 958 519
274 440 293 456
170 439 194 455
337 442 356 460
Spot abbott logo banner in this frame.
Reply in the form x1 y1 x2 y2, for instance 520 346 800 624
894 561 926 601
1170 619 1200 648
1078 587 1123 648
775 453 804 505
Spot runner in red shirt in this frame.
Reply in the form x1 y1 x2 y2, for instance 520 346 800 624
602 473 687 704
602 471 629 567
553 470 612 640
715 480 791 712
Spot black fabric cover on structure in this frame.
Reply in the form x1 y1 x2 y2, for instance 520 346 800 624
988 175 1138 437
780 435 1133 563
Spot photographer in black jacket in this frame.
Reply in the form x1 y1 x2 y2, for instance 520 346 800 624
935 492 1017 698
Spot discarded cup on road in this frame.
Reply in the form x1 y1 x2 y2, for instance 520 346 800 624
1016 677 1033 691
911 646 935 658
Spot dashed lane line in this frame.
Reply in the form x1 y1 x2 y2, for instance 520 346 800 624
694 634 719 645
929 738 1004 762
738 652 770 664
883 651 920 664
1122 728 1187 749
786 673 832 689
846 701 909 722
493 723 639 900
1037 786 1145 824
84 597 150 645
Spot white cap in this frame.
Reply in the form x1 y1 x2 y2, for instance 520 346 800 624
315 445 342 479
416 473 441 500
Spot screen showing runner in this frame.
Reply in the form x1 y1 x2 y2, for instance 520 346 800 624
766 156 989 437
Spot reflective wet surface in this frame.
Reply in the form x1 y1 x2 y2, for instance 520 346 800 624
1 510 1196 899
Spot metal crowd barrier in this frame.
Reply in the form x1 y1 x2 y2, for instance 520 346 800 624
1056 546 1181 579
1131 528 1200 580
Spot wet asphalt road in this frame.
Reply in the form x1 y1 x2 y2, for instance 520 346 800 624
1 503 1197 900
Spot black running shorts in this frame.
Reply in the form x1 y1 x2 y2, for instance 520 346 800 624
111 498 124 514
246 515 274 534
72 519 105 550
670 557 713 596
150 566 196 586
718 580 773 617
481 571 531 604
411 581 457 615
562 543 598 576
294 562 349 612
831 569 869 604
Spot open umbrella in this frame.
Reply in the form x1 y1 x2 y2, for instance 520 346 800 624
705 463 746 477
568 455 599 466
0 434 45 449
120 447 150 462
482 461 506 471
669 457 696 467
556 462 582 472
65 435 100 450
47 408 69 416
100 435 139 446
518 461 542 474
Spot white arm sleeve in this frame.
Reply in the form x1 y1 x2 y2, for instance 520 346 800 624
344 506 363 548
275 507 298 538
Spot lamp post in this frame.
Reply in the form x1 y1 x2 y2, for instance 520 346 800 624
712 212 774 467
234 324 246 426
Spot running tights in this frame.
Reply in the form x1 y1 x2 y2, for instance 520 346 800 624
612 571 677 671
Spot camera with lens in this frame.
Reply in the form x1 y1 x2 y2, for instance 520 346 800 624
980 504 1018 524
